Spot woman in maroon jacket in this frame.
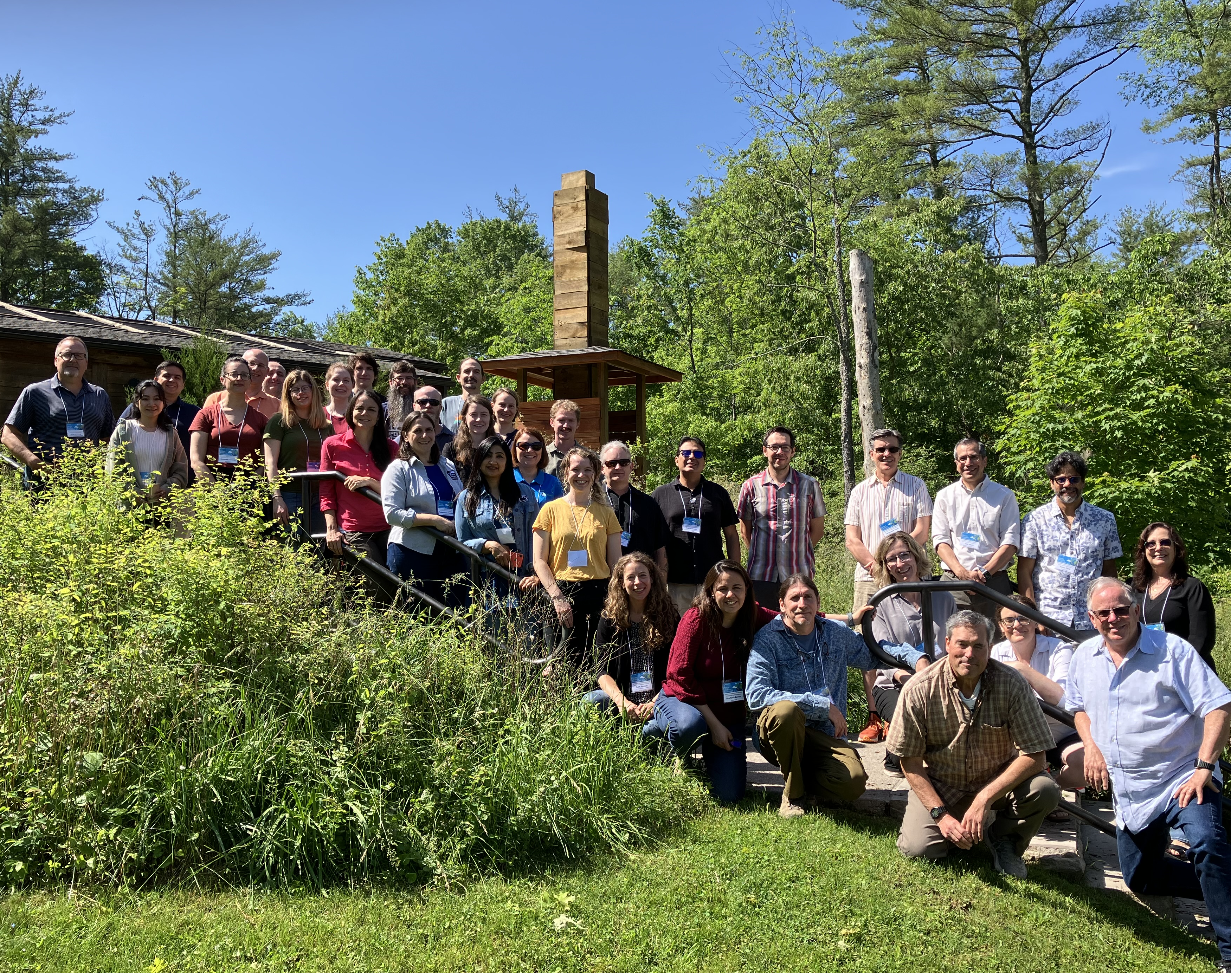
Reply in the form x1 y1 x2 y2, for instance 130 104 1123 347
642 560 776 802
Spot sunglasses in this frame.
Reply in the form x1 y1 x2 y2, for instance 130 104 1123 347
1091 606 1134 620
873 445 901 454
1052 476 1083 485
517 442 543 452
679 449 705 459
604 457 632 468
414 398 439 407
1144 539 1173 550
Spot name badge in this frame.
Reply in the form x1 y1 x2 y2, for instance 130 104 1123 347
960 531 981 545
508 551 524 570
567 549 589 568
306 461 320 472
722 679 745 704
496 526 515 545
1145 622 1165 632
1055 553 1077 573
879 517 901 534
139 471 154 486
682 516 702 534
218 446 240 465
437 500 455 518
621 530 631 547
66 422 85 439
631 671 654 695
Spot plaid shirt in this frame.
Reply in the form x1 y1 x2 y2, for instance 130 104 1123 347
737 468 827 582
886 658 1053 806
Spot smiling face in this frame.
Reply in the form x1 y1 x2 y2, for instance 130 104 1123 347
1144 526 1177 577
997 607 1035 646
352 360 376 391
675 439 706 479
221 360 251 392
262 362 287 398
884 537 919 583
289 379 315 414
492 390 518 428
242 350 270 387
390 368 417 396
463 402 493 439
954 442 987 485
458 359 484 393
764 432 794 474
602 445 633 491
326 367 354 405
945 624 991 683
350 394 380 431
513 432 543 471
622 560 652 603
871 434 901 478
156 364 184 403
1050 465 1084 506
550 409 578 445
137 385 164 422
711 570 747 619
54 338 87 384
479 444 508 479
1088 584 1139 645
407 415 436 453
565 454 596 493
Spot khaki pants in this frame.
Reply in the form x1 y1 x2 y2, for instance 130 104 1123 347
943 569 1013 629
852 579 880 613
897 772 1060 859
756 701 867 803
668 583 702 618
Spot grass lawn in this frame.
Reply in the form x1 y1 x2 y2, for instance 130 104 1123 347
0 803 1217 973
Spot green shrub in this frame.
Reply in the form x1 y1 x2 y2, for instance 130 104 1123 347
0 446 701 888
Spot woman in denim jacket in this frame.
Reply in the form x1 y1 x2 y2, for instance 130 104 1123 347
456 436 540 621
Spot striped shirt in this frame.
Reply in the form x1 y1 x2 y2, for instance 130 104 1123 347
737 468 827 582
844 471 933 582
4 376 115 463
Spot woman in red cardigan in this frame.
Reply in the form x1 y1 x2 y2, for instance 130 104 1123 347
319 389 398 565
642 560 776 803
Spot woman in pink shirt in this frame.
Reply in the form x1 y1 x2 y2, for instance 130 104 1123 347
320 389 398 565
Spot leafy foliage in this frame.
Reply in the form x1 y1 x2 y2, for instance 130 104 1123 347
0 448 700 888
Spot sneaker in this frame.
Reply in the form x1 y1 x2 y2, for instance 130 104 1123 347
858 713 885 743
984 833 1028 879
779 791 807 819
883 752 904 778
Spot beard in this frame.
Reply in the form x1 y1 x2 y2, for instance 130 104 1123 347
387 390 416 432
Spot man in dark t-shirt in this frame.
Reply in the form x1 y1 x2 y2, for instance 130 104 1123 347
600 440 668 571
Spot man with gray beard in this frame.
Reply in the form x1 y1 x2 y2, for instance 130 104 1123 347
385 360 418 440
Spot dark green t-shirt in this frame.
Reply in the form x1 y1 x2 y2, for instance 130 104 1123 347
263 412 328 473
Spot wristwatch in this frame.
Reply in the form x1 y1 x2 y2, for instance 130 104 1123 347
929 804 948 821
1195 758 1217 771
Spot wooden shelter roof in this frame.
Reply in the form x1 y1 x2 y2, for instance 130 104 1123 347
479 346 681 389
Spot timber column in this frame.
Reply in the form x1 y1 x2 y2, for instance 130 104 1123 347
552 170 610 440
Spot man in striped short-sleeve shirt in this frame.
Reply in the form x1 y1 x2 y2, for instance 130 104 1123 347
844 427 933 743
737 426 826 609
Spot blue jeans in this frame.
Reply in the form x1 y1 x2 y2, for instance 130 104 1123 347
641 693 746 803
1118 784 1231 961
584 689 616 711
387 542 468 609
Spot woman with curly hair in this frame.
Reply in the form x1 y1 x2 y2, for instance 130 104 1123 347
1132 522 1217 670
586 552 679 720
442 394 494 480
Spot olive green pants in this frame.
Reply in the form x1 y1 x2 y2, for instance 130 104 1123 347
757 700 867 803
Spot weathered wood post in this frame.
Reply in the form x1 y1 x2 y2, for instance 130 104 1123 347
850 249 884 479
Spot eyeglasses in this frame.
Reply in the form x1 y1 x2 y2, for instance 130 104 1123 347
1091 606 1134 621
766 444 792 452
604 457 632 468
679 449 705 459
1052 476 1083 485
414 398 439 407
1144 539 1173 550
1000 615 1033 628
873 445 901 454
517 442 543 452
885 552 915 564
57 352 87 361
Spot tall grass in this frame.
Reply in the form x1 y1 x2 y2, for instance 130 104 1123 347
0 447 702 888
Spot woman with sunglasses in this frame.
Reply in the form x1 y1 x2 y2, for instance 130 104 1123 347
512 425 564 505
992 594 1084 793
1131 522 1217 670
868 531 956 777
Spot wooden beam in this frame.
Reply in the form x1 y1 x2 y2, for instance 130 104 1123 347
516 369 527 402
561 170 596 189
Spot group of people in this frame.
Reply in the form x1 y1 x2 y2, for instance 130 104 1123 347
5 338 1231 970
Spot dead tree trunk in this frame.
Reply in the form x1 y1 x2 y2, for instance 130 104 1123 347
850 249 884 480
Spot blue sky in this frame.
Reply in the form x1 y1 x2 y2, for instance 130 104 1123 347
9 1 1184 321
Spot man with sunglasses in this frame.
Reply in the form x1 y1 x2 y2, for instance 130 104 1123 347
1067 578 1231 970
737 427 827 609
1018 451 1121 631
410 386 455 453
844 428 933 743
4 335 115 472
600 441 668 571
932 437 1020 622
653 436 741 617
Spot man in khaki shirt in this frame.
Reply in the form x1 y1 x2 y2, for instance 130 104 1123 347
886 609 1059 878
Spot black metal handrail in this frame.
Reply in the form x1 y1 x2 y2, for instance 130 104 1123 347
285 469 524 586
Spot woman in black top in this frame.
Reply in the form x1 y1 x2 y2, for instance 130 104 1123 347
1132 522 1217 670
585 551 679 720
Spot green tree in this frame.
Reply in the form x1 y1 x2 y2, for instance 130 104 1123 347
0 72 104 309
999 290 1231 560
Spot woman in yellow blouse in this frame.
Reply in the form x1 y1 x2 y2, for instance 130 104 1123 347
533 446 623 669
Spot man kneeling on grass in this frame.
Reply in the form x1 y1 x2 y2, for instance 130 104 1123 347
746 573 929 819
887 610 1060 878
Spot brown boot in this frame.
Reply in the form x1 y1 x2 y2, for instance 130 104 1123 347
779 791 807 819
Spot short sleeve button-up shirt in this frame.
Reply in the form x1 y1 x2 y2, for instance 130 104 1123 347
1019 500 1122 630
737 468 827 582
932 476 1021 571
844 471 932 582
1064 627 1231 832
5 376 115 463
886 658 1054 807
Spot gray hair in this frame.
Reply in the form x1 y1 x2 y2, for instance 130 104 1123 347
953 438 987 460
870 427 902 447
945 609 994 644
1086 576 1134 609
600 440 632 460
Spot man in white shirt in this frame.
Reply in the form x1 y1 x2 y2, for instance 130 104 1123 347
932 438 1020 623
844 428 933 743
441 358 484 433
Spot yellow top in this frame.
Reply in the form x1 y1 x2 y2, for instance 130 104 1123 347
533 497 622 582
